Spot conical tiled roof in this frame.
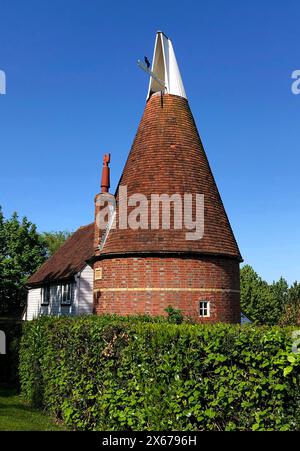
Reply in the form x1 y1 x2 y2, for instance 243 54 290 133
101 92 242 261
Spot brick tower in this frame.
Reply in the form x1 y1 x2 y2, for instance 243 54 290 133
93 32 242 323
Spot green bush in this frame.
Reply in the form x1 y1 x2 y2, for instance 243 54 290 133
164 306 184 324
19 316 300 431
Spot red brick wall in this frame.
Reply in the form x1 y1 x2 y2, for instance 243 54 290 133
93 256 240 323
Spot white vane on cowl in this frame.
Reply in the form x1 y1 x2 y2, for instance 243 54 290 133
137 31 187 100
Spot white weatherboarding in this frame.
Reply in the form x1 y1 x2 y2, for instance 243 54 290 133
24 265 94 320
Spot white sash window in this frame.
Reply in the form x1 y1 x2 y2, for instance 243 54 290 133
61 282 74 306
199 301 210 318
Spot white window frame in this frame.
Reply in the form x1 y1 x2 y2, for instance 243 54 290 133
41 284 51 306
199 300 210 318
61 282 74 306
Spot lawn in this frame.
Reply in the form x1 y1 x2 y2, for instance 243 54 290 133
0 388 65 431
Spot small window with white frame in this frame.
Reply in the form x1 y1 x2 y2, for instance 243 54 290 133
199 300 210 318
41 284 51 306
61 282 74 306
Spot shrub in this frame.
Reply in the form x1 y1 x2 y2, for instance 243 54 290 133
19 316 300 431
164 306 184 324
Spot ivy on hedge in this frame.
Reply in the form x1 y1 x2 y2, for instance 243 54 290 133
19 315 300 431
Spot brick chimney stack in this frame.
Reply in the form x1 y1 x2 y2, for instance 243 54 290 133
94 154 114 255
101 153 110 193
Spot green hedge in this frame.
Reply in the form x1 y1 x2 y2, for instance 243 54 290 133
19 316 300 431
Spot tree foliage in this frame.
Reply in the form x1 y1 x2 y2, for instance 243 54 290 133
0 209 71 317
280 282 300 326
241 265 300 326
0 208 47 316
240 265 285 325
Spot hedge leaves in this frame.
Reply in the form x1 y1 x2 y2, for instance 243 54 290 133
19 316 300 431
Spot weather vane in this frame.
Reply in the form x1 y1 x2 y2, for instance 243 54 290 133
137 56 166 90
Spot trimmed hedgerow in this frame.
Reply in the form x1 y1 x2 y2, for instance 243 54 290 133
19 315 300 431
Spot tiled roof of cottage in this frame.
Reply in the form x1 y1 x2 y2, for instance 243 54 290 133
27 223 94 286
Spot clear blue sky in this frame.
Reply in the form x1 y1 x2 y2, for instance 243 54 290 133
0 0 299 284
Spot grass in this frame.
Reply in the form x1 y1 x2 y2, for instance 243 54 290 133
0 388 65 431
